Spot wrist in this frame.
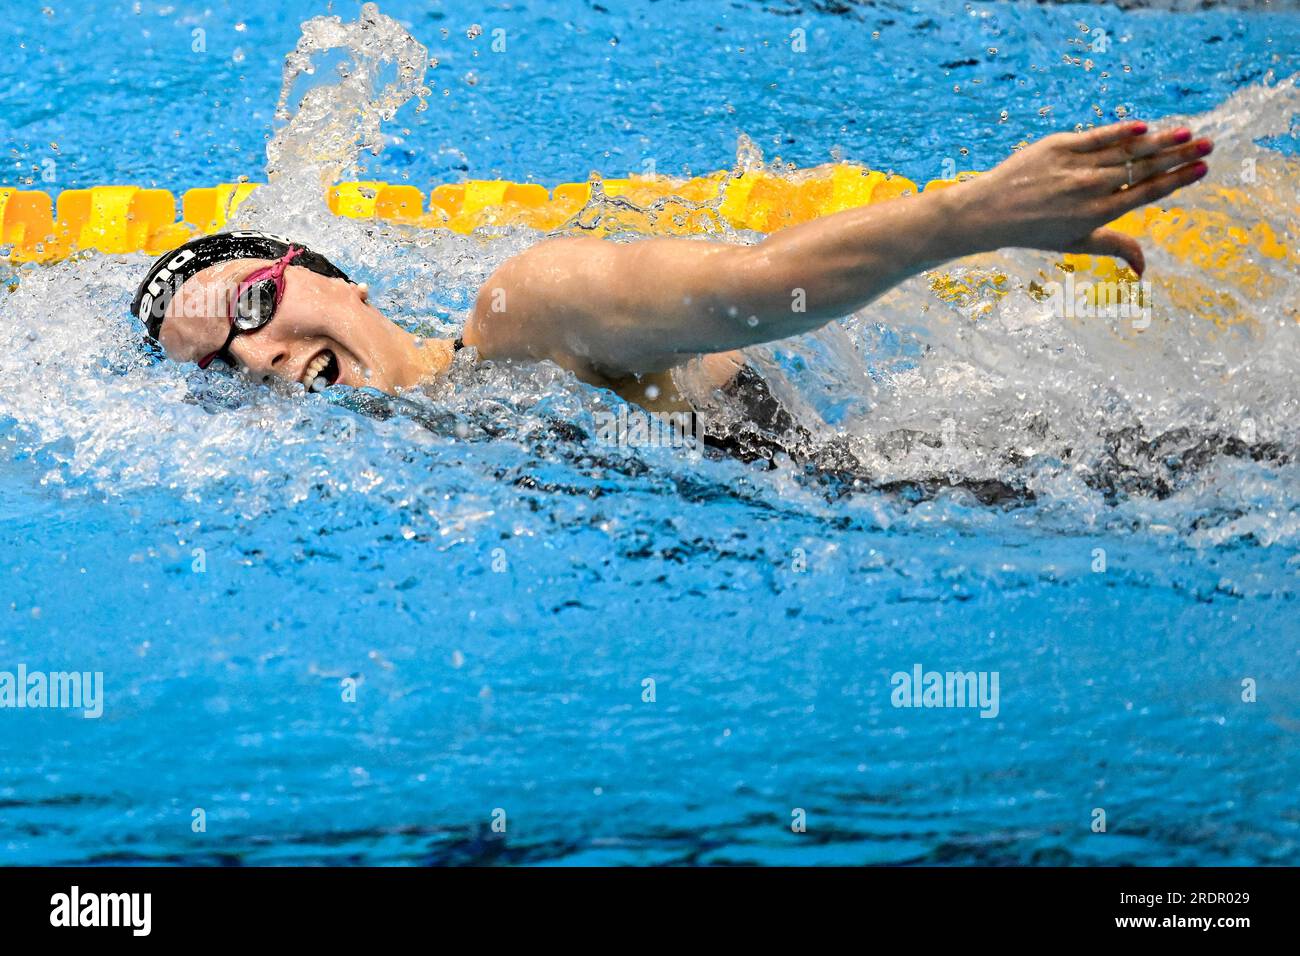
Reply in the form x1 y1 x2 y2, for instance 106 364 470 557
928 177 995 262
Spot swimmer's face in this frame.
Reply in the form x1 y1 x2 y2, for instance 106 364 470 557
158 259 424 393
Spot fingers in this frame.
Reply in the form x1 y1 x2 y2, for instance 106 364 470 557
1101 160 1209 220
1101 138 1213 191
1093 126 1197 167
1072 228 1146 277
1066 120 1149 153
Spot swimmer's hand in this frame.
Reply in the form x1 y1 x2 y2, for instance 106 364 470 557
954 120 1212 278
464 121 1211 378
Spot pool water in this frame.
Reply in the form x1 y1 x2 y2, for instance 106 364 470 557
1 0 1298 865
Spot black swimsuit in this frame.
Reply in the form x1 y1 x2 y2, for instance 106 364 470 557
447 337 1028 503
697 365 1031 505
697 364 809 465
455 333 793 464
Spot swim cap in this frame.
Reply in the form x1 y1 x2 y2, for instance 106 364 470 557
130 230 352 344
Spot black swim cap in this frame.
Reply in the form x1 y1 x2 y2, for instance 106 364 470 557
130 230 352 344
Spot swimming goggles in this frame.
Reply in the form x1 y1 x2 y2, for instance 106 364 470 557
197 245 304 370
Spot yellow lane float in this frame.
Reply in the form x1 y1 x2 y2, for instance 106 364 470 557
2 168 1294 324
0 166 935 262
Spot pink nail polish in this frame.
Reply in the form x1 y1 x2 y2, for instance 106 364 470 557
1131 122 1148 135
1197 140 1214 155
1191 161 1208 178
1174 128 1192 144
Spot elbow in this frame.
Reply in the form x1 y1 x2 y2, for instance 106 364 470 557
712 243 826 338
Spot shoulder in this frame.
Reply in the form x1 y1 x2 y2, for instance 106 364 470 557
472 237 611 314
462 237 612 371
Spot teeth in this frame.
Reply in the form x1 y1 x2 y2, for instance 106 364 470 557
301 351 333 386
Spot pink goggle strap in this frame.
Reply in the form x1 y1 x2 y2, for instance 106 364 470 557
235 244 304 307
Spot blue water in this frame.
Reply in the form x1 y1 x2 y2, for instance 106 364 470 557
1 0 1298 865
5 0 1299 188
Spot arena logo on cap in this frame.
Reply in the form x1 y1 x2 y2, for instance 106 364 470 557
139 247 196 319
229 230 292 243
137 231 298 322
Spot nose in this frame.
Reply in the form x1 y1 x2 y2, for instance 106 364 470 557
230 336 291 379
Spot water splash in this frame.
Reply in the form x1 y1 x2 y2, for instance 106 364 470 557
717 74 1300 542
256 3 430 219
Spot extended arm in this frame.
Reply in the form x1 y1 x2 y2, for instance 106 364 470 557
464 121 1211 378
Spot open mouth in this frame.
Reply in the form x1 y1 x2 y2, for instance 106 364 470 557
301 349 342 391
